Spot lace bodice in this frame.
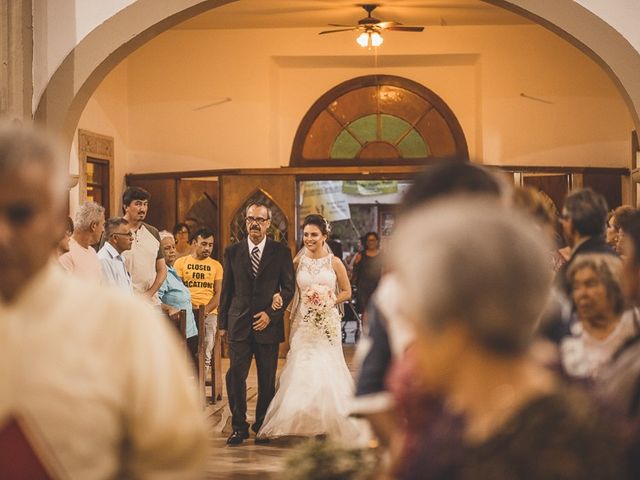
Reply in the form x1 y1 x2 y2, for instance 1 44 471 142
296 254 336 292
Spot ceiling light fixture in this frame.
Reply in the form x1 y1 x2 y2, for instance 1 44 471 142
356 30 383 48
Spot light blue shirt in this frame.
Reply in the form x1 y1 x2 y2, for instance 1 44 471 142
97 242 133 292
158 266 197 339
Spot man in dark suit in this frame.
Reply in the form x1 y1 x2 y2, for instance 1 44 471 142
218 202 295 446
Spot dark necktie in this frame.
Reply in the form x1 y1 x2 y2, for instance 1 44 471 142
251 246 260 277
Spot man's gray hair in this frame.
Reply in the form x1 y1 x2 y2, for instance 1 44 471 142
159 230 174 242
74 201 105 231
568 254 624 316
391 198 552 355
104 217 128 239
0 121 67 205
245 202 272 219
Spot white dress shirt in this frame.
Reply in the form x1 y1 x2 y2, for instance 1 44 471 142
97 242 133 292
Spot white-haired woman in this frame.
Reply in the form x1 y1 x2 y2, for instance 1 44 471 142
561 254 639 379
388 199 626 480
157 231 199 369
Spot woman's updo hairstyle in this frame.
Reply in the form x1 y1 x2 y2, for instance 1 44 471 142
302 214 330 235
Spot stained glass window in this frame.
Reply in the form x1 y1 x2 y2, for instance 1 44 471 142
291 75 467 165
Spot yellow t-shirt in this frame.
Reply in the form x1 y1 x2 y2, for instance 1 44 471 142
174 255 223 313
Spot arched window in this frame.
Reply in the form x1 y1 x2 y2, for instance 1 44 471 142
291 75 468 166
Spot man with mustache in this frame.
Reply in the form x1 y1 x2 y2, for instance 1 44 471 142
174 227 223 372
218 203 295 445
121 186 167 304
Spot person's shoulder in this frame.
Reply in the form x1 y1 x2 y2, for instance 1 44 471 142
206 257 223 268
269 240 291 253
173 255 188 267
225 242 244 254
142 222 161 239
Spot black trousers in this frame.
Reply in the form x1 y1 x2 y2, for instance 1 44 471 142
186 334 199 373
226 336 279 433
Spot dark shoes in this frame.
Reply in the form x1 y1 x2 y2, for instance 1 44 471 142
226 430 249 446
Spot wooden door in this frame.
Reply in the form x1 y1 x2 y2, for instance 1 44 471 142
220 174 297 357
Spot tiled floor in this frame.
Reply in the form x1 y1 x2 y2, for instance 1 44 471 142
204 346 357 479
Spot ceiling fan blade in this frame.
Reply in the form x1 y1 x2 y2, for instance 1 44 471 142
328 23 354 27
319 28 358 35
376 21 401 29
386 26 425 32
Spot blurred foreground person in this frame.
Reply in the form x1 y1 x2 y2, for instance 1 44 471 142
389 199 626 480
561 254 638 379
0 124 207 478
351 161 502 449
598 211 640 419
611 205 636 255
56 216 74 256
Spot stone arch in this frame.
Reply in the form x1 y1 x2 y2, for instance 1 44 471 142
34 0 640 154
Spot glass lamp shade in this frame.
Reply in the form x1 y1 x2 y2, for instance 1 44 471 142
356 32 370 48
371 32 384 47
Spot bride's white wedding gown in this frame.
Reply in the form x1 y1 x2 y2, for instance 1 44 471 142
257 254 364 442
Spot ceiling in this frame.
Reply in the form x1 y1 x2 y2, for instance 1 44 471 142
173 0 531 30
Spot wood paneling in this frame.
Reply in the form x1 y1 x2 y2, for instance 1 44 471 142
584 173 623 209
126 178 177 232
220 174 297 254
523 174 569 213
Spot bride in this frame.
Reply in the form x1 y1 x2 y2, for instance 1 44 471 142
257 214 364 443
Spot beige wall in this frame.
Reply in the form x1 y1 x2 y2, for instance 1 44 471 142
75 61 130 215
76 24 632 184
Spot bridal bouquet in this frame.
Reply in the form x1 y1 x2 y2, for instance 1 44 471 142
301 284 338 344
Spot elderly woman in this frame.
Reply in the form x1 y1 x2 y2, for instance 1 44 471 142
158 231 199 369
561 254 639 379
388 199 626 480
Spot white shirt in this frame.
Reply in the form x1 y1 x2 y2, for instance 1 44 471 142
122 224 161 303
97 242 133 292
247 236 267 259
0 262 208 479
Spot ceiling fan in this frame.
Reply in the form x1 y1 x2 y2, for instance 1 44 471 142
319 4 424 48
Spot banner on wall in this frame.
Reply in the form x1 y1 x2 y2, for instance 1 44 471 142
299 181 351 222
342 180 399 196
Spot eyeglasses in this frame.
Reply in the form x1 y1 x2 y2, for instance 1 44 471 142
176 229 189 234
245 216 269 224
112 232 134 239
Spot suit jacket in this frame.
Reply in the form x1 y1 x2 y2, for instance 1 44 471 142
218 239 295 344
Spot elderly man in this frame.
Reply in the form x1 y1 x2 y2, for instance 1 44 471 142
97 217 133 291
0 123 207 478
174 227 223 371
121 186 167 303
58 201 105 281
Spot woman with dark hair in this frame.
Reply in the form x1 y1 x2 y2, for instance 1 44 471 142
352 231 383 316
172 222 192 259
257 214 366 443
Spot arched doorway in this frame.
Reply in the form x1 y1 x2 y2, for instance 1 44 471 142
290 75 468 166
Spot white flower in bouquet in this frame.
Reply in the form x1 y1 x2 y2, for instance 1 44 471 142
302 284 339 344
